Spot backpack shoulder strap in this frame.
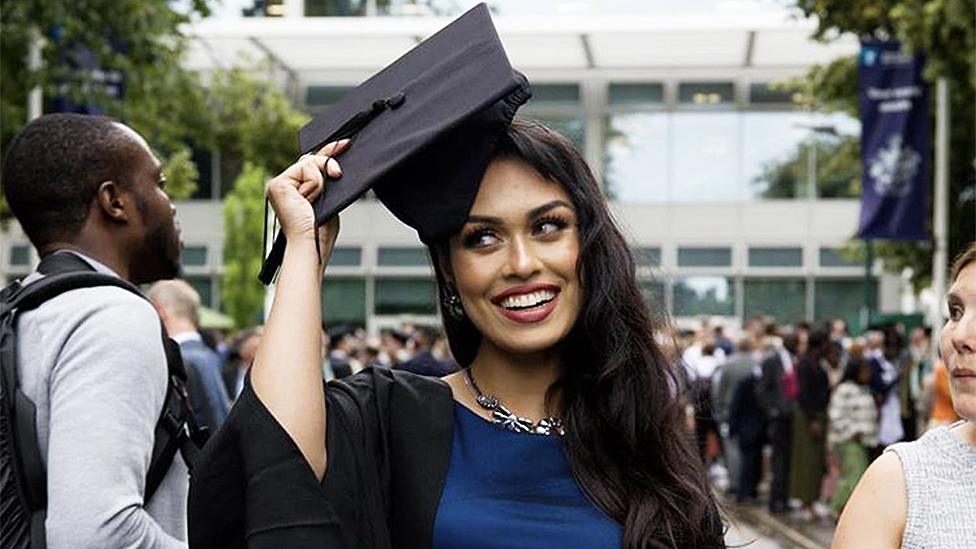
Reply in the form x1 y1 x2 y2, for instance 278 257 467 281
0 257 144 548
2 253 205 506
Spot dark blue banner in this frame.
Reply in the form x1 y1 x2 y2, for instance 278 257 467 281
49 27 125 114
857 40 929 240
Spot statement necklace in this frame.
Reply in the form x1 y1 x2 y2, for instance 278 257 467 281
463 368 565 436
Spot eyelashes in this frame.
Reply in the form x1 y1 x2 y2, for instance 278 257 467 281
460 215 573 249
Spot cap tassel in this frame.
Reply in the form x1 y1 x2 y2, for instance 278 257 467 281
258 92 406 285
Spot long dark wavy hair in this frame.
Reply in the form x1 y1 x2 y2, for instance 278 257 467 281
427 119 724 548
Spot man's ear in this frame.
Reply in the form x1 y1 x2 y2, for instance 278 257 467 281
95 180 130 222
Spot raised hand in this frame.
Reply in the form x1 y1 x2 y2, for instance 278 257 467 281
266 139 350 242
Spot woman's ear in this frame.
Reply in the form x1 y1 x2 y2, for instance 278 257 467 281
432 245 455 284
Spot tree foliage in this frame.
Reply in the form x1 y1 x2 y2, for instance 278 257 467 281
786 0 976 291
211 68 308 327
0 0 212 201
222 163 271 329
757 135 861 199
0 1 310 322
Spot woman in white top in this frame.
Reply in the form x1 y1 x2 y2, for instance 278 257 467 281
833 242 976 548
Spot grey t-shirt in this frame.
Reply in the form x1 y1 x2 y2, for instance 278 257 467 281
886 422 976 549
15 252 188 548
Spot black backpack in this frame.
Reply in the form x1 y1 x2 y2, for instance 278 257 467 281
0 253 207 549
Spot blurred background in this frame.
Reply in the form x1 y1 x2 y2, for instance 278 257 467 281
1 1 973 546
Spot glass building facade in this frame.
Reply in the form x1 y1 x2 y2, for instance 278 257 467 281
0 10 886 331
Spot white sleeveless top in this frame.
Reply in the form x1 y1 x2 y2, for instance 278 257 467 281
886 422 976 548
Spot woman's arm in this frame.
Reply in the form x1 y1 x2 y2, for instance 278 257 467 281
250 140 349 481
831 452 906 549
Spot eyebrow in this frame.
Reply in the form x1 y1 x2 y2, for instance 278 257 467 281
465 200 574 225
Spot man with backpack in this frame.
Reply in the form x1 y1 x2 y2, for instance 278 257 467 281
1 113 198 548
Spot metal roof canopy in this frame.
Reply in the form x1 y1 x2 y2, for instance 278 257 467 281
184 13 858 84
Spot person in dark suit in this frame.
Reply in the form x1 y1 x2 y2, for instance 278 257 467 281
326 326 357 379
728 367 767 503
150 279 231 431
757 332 799 512
223 328 262 399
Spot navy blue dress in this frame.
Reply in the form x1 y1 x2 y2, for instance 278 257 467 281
433 403 622 549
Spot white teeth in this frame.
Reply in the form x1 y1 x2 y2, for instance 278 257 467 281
500 290 556 309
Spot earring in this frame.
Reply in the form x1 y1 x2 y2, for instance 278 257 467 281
442 283 465 320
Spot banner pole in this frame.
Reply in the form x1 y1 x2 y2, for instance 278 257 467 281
930 77 950 365
863 239 874 331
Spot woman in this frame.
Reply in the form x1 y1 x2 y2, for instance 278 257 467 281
789 329 832 521
833 242 976 548
826 344 877 516
188 120 724 548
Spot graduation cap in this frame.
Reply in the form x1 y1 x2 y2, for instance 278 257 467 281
259 3 531 284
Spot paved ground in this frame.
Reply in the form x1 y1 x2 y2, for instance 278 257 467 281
724 499 836 548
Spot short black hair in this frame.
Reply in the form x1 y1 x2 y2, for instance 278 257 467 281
2 113 139 247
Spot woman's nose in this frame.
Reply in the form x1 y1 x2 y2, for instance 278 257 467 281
504 237 541 279
950 309 976 355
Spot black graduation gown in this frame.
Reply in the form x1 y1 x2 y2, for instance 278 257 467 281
188 367 726 548
188 367 454 549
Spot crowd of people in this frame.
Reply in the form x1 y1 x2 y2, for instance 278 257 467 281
166 310 462 433
675 315 959 521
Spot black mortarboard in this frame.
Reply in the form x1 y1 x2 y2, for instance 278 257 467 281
259 3 531 284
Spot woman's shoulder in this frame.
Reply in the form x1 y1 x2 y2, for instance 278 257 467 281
327 366 453 415
887 423 965 463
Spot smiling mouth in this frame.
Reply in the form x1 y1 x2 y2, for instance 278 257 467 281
499 289 557 311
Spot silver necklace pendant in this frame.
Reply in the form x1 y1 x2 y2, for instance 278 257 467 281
465 368 564 437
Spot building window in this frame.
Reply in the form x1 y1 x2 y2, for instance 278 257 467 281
608 83 664 106
322 277 366 326
634 247 661 268
375 278 438 315
671 112 740 201
523 84 584 148
304 0 365 16
673 276 735 317
744 278 807 324
743 111 812 200
749 83 796 105
185 276 214 308
529 84 580 106
640 279 667 312
815 278 876 323
305 86 353 110
377 247 429 267
677 247 731 267
603 111 669 202
329 247 362 267
678 82 734 105
748 247 803 267
820 247 860 268
10 245 31 266
181 246 208 267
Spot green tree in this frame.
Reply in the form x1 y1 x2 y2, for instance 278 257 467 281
756 135 861 198
206 67 308 327
785 0 975 291
0 0 212 203
222 163 271 328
